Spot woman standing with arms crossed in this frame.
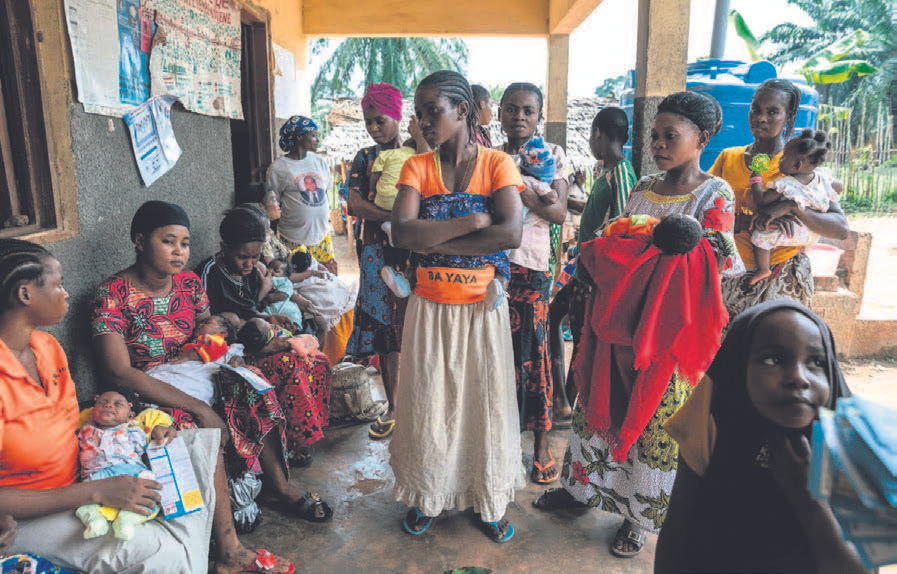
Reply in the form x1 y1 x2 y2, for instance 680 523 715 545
344 83 410 439
498 82 569 485
709 78 848 316
389 71 525 543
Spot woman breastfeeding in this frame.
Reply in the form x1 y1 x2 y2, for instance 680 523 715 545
93 201 330 524
4 237 292 574
389 70 525 542
497 82 569 485
195 205 334 488
709 78 848 317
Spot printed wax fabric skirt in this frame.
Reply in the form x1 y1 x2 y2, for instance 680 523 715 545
721 251 814 320
560 371 693 533
508 264 553 432
345 223 409 358
160 366 286 476
389 294 526 522
1 555 79 574
246 350 332 457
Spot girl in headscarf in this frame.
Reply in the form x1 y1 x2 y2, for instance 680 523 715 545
656 299 863 574
268 115 339 274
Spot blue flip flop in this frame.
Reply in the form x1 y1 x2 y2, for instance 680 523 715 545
484 519 515 543
403 507 434 536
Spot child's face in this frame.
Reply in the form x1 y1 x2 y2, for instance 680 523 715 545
779 147 811 177
195 316 227 338
220 241 263 277
745 310 831 429
269 260 287 277
650 112 707 172
500 90 541 142
247 318 273 342
477 98 493 125
589 125 607 160
92 391 134 428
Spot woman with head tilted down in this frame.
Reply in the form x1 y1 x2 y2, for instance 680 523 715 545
0 237 292 574
388 71 526 543
535 92 744 559
709 78 848 317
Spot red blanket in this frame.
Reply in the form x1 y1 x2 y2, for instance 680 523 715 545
573 233 728 462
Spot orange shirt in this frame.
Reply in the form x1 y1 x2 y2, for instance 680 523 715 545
0 331 80 489
397 146 523 199
709 146 799 267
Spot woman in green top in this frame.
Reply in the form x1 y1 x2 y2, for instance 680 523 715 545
551 107 637 420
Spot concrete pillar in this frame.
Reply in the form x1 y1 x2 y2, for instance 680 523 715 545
545 34 569 150
632 0 690 177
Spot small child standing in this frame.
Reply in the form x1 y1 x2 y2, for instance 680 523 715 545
75 389 173 540
749 129 843 284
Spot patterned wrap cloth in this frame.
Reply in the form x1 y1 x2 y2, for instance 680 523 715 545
278 115 318 153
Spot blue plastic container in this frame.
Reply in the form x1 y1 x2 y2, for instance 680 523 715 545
620 60 819 171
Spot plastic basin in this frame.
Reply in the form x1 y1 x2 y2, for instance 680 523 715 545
807 244 843 276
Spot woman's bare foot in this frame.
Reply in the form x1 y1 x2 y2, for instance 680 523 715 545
749 268 772 285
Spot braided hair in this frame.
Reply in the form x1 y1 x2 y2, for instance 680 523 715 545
0 238 51 311
471 84 490 107
657 91 723 136
418 71 478 143
755 79 802 139
500 82 544 116
785 129 832 166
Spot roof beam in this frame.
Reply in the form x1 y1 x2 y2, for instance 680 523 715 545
549 0 604 34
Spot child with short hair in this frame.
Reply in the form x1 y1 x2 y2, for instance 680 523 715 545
237 318 320 362
261 258 322 335
75 389 174 540
370 117 430 212
748 129 844 284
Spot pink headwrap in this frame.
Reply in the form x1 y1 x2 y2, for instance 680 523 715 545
361 83 402 121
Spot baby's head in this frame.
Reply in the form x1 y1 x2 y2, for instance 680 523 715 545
289 248 313 274
268 259 289 277
710 300 846 432
218 311 244 332
91 388 139 429
781 129 831 177
237 318 275 355
194 314 237 344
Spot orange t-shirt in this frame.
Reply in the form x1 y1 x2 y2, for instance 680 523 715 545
709 146 799 268
397 147 523 304
0 331 80 489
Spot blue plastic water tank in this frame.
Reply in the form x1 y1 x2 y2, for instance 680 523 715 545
620 60 819 171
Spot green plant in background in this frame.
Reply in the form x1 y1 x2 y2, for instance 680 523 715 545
728 9 761 62
310 37 468 102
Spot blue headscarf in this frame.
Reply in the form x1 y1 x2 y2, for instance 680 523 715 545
279 115 318 153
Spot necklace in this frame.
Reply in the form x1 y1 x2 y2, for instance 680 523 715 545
456 145 477 193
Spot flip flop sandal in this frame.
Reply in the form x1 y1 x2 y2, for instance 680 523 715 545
368 417 396 439
531 452 559 485
403 507 434 536
482 519 515 543
236 549 295 574
286 492 333 523
610 521 646 558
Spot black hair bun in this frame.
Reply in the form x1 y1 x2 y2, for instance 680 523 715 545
653 214 703 255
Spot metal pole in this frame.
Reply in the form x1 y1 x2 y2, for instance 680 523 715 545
710 0 730 58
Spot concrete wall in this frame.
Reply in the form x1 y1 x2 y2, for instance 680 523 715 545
43 105 235 401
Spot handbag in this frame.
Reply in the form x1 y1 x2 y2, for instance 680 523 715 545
329 362 387 425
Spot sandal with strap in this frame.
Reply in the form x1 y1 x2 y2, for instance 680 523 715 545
368 417 396 439
482 518 515 543
236 549 295 573
610 520 646 558
531 451 559 484
403 507 434 536
532 487 585 510
285 492 333 523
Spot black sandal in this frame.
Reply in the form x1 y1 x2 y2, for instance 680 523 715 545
533 488 585 510
286 492 333 523
611 520 646 558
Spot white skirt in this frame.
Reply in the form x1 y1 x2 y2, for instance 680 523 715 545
389 294 525 522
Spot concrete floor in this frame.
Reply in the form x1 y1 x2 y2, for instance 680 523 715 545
242 421 657 574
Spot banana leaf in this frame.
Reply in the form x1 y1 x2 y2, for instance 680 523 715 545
801 30 879 84
728 9 760 62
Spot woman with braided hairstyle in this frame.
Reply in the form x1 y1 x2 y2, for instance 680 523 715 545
389 70 526 543
709 78 848 316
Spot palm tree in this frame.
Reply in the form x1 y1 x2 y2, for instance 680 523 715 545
311 38 469 102
761 0 895 136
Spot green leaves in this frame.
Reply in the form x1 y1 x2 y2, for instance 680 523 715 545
801 30 879 84
729 9 760 62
